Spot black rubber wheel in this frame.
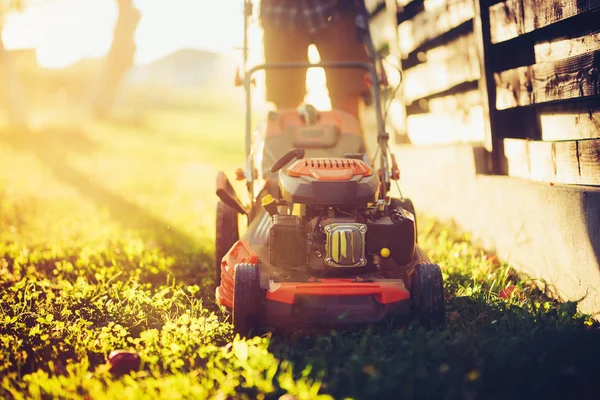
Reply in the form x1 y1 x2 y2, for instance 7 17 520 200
232 263 261 337
411 263 445 328
215 201 239 286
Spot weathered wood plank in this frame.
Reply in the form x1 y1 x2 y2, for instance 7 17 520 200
397 0 475 56
369 4 398 52
489 0 600 44
489 0 524 44
535 30 600 63
522 0 600 33
428 89 482 112
528 140 555 182
406 106 486 144
539 105 600 141
403 32 480 102
577 139 600 183
503 138 531 179
494 49 600 109
503 138 600 185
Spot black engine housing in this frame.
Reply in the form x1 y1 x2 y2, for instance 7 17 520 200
365 205 415 266
269 215 307 267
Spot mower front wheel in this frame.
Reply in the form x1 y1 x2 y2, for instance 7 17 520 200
411 263 445 328
233 263 262 337
215 201 239 286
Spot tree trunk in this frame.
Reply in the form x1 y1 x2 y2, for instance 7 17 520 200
0 24 30 129
90 0 140 119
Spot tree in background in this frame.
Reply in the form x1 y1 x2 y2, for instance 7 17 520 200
0 0 29 129
90 0 141 119
0 0 141 125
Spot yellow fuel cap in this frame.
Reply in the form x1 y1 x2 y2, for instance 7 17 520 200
261 194 274 206
380 248 391 258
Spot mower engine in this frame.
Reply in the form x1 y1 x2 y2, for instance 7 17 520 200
264 157 416 275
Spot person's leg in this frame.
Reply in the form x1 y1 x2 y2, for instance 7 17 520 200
262 23 311 109
314 10 370 120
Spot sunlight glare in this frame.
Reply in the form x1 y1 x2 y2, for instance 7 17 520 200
306 44 332 111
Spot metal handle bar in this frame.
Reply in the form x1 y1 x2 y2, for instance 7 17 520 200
243 61 376 85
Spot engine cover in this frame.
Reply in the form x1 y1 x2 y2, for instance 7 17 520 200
278 158 379 205
324 223 367 268
269 215 307 267
365 208 415 266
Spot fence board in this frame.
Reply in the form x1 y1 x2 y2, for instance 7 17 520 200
406 106 486 144
398 0 474 55
403 32 480 102
535 30 600 63
494 49 600 109
503 138 600 185
489 0 600 44
539 105 600 141
428 89 482 112
369 4 398 52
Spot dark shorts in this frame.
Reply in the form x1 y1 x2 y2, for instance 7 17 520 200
262 10 371 108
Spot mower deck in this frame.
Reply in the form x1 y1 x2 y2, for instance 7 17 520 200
217 273 411 327
264 278 411 326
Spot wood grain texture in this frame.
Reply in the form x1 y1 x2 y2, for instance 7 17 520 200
535 30 600 63
503 138 600 185
539 105 600 140
489 0 600 44
494 49 600 109
428 89 482 112
406 106 486 145
397 0 474 55
402 32 480 102
522 0 600 33
489 0 524 44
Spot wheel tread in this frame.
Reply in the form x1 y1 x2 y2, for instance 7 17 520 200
412 262 445 328
233 263 260 337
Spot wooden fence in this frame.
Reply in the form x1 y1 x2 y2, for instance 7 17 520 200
367 0 600 185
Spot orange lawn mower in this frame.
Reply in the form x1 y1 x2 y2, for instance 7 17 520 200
214 1 445 336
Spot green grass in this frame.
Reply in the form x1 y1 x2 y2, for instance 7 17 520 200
1 99 599 400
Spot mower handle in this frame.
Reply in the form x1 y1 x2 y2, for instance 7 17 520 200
243 60 375 79
270 148 305 173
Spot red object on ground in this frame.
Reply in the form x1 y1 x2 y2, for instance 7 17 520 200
108 350 140 377
499 285 517 299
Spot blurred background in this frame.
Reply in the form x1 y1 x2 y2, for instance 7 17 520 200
0 0 332 129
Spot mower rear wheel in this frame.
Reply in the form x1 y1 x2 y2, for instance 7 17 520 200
215 201 239 286
233 263 261 337
411 263 445 328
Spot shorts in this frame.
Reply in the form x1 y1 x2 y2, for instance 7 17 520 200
261 10 371 107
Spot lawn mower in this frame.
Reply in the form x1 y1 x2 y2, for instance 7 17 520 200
214 1 445 336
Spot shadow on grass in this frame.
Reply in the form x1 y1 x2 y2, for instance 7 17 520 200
0 127 205 259
262 292 600 400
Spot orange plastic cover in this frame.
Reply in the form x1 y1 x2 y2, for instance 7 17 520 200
266 279 410 305
265 109 361 137
286 158 372 181
216 240 259 309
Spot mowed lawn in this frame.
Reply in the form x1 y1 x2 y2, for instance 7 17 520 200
1 98 599 400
